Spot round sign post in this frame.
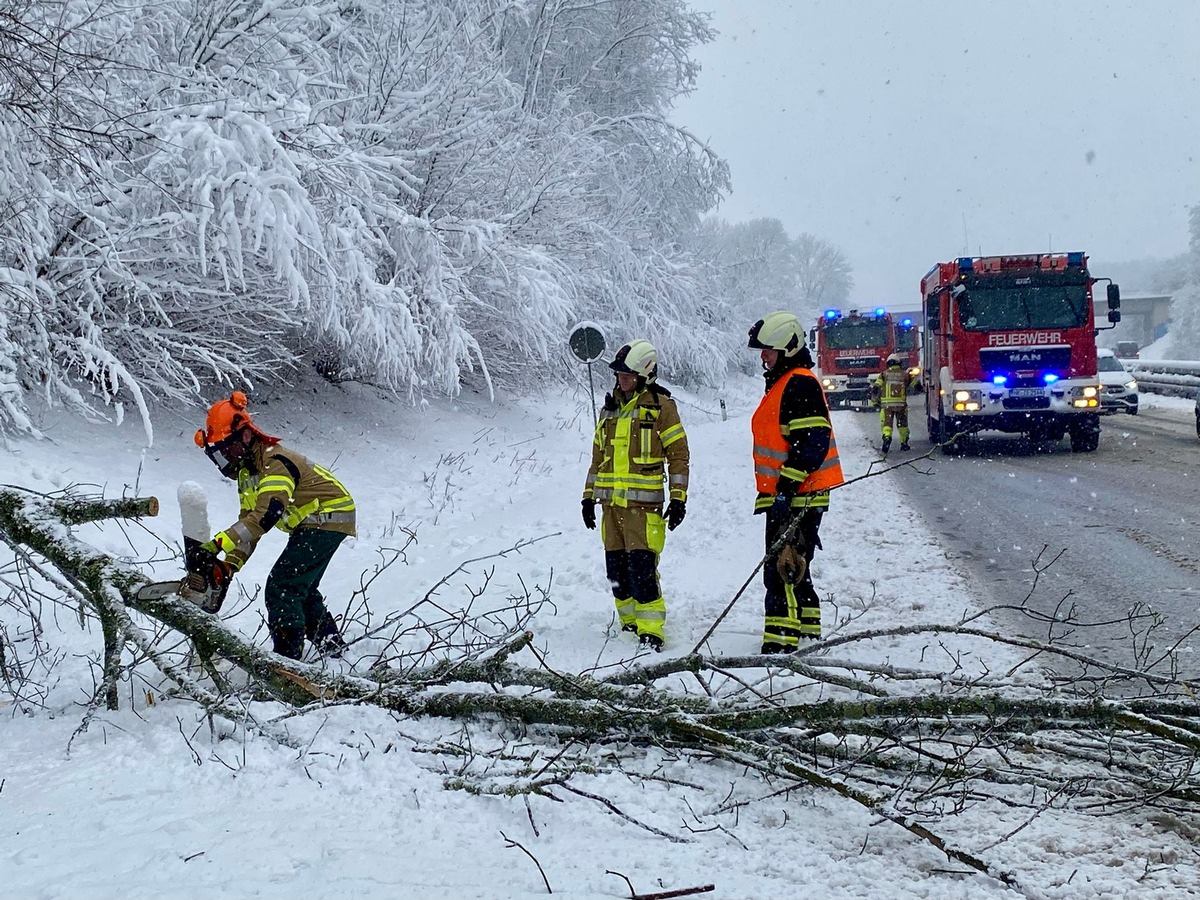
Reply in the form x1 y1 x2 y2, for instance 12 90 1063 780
568 323 607 424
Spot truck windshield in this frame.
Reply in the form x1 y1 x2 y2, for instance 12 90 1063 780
957 284 1089 331
895 327 916 351
823 320 890 350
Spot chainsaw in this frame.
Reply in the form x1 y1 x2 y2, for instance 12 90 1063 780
135 483 231 614
136 535 232 612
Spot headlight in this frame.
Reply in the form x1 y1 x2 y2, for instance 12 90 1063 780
1082 385 1098 399
1125 380 1137 391
952 389 982 412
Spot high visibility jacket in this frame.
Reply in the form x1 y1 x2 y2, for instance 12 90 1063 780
583 386 689 509
752 367 844 511
213 442 356 569
877 366 912 407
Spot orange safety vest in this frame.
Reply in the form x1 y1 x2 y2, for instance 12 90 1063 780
751 368 844 496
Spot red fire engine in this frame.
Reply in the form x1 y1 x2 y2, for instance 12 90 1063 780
894 315 921 392
921 252 1121 453
810 308 894 409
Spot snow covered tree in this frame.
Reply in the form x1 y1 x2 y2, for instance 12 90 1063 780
0 0 739 435
1166 202 1200 357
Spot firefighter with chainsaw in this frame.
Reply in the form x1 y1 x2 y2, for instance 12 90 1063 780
581 340 690 652
192 391 356 660
873 354 916 454
748 312 844 654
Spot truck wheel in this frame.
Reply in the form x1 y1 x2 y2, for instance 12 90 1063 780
1069 422 1100 453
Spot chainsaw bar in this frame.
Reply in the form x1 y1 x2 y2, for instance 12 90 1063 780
135 579 224 613
135 580 185 601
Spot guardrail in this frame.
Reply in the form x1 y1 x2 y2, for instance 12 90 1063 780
1126 359 1200 398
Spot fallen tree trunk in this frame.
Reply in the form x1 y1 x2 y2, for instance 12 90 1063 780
5 485 1200 891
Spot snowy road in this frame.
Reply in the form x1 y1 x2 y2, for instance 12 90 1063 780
883 398 1200 678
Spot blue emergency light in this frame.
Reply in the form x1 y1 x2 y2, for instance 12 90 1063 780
992 375 1007 385
957 257 974 272
1043 373 1059 384
900 318 913 327
824 309 840 320
1067 252 1084 266
874 307 886 317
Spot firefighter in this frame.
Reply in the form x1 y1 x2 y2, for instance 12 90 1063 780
194 391 356 660
876 353 916 454
581 340 690 652
748 312 844 654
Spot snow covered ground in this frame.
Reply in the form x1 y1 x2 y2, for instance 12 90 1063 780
2 374 1197 899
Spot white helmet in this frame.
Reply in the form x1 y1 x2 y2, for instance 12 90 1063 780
886 354 902 367
747 311 804 357
610 339 658 382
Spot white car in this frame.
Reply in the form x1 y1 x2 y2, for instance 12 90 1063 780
1096 348 1138 415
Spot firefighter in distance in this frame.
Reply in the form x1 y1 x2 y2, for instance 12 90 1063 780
748 312 845 654
872 353 918 454
194 391 356 660
581 340 690 652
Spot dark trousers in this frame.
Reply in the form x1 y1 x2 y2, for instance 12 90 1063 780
265 528 346 657
763 505 823 646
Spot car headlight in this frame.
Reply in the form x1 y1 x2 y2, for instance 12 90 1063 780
1125 380 1137 391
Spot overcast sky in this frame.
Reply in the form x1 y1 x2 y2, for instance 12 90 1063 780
673 0 1200 306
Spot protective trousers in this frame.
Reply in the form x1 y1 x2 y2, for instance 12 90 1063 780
265 528 347 659
763 504 823 649
880 405 910 445
601 505 667 640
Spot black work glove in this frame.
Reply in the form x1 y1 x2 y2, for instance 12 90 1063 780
665 498 686 531
770 492 794 519
581 498 597 530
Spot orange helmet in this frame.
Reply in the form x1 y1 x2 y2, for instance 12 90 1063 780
194 391 279 449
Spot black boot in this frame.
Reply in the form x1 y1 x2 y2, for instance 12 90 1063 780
309 610 347 658
881 436 892 455
639 633 664 652
271 626 306 660
760 641 794 655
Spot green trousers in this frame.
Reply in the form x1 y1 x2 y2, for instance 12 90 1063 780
264 528 347 657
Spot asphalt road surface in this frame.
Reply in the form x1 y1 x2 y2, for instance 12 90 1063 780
870 399 1200 681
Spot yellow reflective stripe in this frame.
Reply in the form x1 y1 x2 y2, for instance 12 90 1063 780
258 474 295 494
754 492 830 510
782 416 831 435
614 597 636 626
595 473 663 488
320 496 356 512
670 488 687 501
660 424 685 446
216 522 253 554
780 466 810 482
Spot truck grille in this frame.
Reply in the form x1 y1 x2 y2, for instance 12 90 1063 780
1002 397 1050 410
836 356 880 370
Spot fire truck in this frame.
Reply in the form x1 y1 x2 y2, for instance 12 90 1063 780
810 308 894 409
894 315 922 392
921 252 1121 453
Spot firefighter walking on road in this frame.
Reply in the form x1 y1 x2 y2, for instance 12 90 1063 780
748 312 844 654
581 340 690 652
194 391 356 660
874 353 916 454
